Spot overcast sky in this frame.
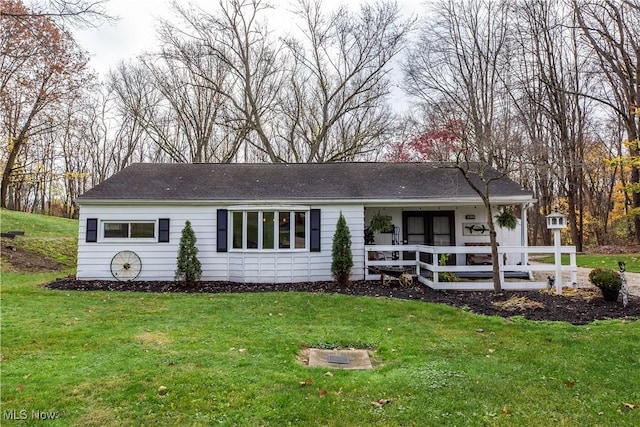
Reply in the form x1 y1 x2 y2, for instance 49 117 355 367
72 0 425 78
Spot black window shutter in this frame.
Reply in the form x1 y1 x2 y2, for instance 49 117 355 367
86 218 98 242
310 209 321 252
217 209 228 252
158 218 170 242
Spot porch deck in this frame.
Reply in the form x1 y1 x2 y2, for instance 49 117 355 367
365 244 577 291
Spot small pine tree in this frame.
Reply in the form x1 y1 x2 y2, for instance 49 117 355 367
331 212 353 286
175 220 202 286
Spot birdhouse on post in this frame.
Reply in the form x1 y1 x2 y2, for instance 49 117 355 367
546 209 567 293
546 210 567 230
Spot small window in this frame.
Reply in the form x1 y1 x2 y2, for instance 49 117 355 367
103 221 155 239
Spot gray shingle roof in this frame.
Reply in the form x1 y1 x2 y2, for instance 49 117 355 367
76 162 533 203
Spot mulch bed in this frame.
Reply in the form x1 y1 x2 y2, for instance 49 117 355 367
45 279 640 325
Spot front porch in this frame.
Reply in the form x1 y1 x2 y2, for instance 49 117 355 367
364 244 578 291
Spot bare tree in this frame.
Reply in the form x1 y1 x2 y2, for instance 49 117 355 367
582 122 623 245
511 0 594 251
279 0 411 162
574 0 640 244
108 62 173 160
1 0 114 27
160 0 284 162
405 0 519 166
143 18 245 163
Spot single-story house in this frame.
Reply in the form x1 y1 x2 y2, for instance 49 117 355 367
75 162 536 284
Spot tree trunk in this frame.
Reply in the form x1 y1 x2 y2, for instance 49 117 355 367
486 203 502 294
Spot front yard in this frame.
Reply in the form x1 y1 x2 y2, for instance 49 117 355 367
1 273 639 426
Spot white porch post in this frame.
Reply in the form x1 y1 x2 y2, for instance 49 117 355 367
521 203 529 267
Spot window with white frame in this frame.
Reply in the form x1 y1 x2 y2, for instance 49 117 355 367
103 221 155 239
230 209 308 250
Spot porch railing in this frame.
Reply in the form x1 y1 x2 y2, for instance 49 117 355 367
364 244 578 291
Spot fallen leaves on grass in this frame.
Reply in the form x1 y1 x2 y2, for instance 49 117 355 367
622 402 637 410
565 380 576 388
371 398 391 408
299 378 314 386
319 390 327 397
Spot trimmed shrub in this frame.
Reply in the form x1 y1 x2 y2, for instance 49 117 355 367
175 220 202 286
332 212 353 286
588 267 621 291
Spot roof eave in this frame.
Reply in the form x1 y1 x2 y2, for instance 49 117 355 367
76 195 535 206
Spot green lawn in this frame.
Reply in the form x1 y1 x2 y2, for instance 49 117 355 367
538 254 640 273
1 273 639 426
1 210 639 425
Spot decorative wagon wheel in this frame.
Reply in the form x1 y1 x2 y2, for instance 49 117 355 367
110 250 142 281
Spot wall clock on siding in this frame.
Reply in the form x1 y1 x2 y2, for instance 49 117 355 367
110 250 142 281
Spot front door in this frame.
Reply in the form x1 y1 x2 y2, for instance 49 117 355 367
402 211 455 264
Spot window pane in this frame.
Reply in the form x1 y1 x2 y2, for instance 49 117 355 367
246 212 259 248
233 212 243 249
262 211 275 249
104 223 128 238
131 223 155 238
407 216 424 234
295 211 306 249
433 217 450 234
279 212 290 249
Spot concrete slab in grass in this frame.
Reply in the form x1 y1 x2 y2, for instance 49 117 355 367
308 349 373 370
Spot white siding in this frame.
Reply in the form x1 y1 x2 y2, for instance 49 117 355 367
77 203 365 283
77 205 217 281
